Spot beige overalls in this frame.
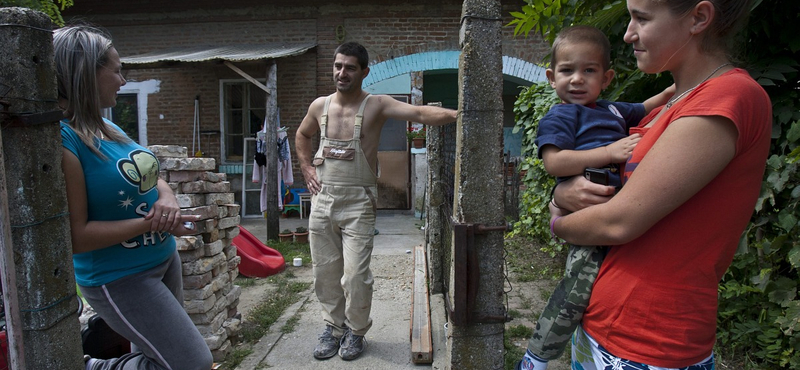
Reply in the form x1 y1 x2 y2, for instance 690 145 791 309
309 94 378 337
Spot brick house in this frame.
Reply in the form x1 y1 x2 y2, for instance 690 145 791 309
63 0 549 217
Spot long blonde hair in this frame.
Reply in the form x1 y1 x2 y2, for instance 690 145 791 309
53 24 130 158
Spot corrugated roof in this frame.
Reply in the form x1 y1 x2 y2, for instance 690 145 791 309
120 43 317 65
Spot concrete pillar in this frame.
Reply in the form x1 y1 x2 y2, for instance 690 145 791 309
412 153 428 217
426 126 446 295
446 0 506 368
0 7 84 369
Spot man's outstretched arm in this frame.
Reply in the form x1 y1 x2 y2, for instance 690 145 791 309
378 95 458 126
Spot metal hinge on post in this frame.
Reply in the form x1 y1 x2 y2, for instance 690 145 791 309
0 83 62 128
445 220 512 325
0 110 63 127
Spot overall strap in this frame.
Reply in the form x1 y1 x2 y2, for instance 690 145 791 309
353 94 371 139
354 94 371 127
320 95 332 139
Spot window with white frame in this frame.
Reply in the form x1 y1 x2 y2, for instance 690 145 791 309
112 93 140 142
104 80 159 146
221 80 267 163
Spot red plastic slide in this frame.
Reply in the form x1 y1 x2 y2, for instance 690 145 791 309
233 225 286 278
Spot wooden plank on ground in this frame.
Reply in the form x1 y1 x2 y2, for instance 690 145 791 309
410 244 433 364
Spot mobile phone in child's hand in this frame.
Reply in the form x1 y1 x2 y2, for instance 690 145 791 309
584 168 609 186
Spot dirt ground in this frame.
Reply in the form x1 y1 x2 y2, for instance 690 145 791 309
503 236 572 370
235 254 411 321
234 238 571 369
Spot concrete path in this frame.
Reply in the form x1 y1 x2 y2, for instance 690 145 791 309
235 210 446 370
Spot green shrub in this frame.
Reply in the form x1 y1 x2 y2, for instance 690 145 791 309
508 81 562 255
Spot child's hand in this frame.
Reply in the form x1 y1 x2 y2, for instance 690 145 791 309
606 133 641 163
663 83 676 97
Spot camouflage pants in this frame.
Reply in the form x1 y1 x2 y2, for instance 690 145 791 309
526 244 606 360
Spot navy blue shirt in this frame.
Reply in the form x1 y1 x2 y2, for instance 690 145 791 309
535 100 645 187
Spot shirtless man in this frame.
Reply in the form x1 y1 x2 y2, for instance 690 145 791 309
295 42 457 361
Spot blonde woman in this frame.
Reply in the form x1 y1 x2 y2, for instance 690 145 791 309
56 24 212 370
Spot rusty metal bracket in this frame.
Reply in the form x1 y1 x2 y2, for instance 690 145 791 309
474 222 512 234
0 110 63 127
446 220 511 325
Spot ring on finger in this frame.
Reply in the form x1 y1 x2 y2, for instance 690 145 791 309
162 213 168 217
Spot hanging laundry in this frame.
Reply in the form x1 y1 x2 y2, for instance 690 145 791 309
252 109 293 213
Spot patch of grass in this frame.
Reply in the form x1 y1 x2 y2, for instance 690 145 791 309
507 324 533 339
515 272 539 283
507 309 521 319
529 310 542 323
504 330 526 370
540 289 552 302
505 236 565 284
273 270 295 280
266 239 311 266
222 347 253 369
714 345 759 370
281 314 300 334
236 277 257 288
240 274 311 343
503 235 567 369
220 272 312 369
519 296 533 311
505 325 535 370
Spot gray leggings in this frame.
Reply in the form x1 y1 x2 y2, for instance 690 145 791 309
80 250 212 370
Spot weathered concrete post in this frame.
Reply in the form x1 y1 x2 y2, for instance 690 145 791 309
447 0 506 368
425 124 445 295
0 7 85 369
264 60 279 240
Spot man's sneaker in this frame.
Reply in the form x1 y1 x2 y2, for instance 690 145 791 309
313 325 341 360
338 329 367 361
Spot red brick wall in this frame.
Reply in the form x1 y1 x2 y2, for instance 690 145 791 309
124 53 317 170
64 0 548 184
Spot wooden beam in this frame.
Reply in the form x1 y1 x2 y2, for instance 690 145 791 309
223 60 270 94
411 244 433 364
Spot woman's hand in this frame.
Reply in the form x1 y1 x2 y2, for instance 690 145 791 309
553 175 615 212
169 215 202 237
146 179 183 232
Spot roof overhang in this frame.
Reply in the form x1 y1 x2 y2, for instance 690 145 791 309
120 43 317 67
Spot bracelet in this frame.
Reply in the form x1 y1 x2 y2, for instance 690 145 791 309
550 198 561 209
550 216 562 239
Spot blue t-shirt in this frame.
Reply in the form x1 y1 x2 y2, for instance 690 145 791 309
535 100 645 187
61 119 175 286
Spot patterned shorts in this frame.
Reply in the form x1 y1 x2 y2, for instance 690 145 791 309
571 326 714 370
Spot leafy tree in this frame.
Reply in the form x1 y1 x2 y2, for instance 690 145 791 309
509 0 800 367
0 0 74 26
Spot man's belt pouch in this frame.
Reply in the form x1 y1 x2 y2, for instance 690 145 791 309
323 146 355 160
313 146 355 166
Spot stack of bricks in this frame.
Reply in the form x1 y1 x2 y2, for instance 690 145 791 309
150 145 242 362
